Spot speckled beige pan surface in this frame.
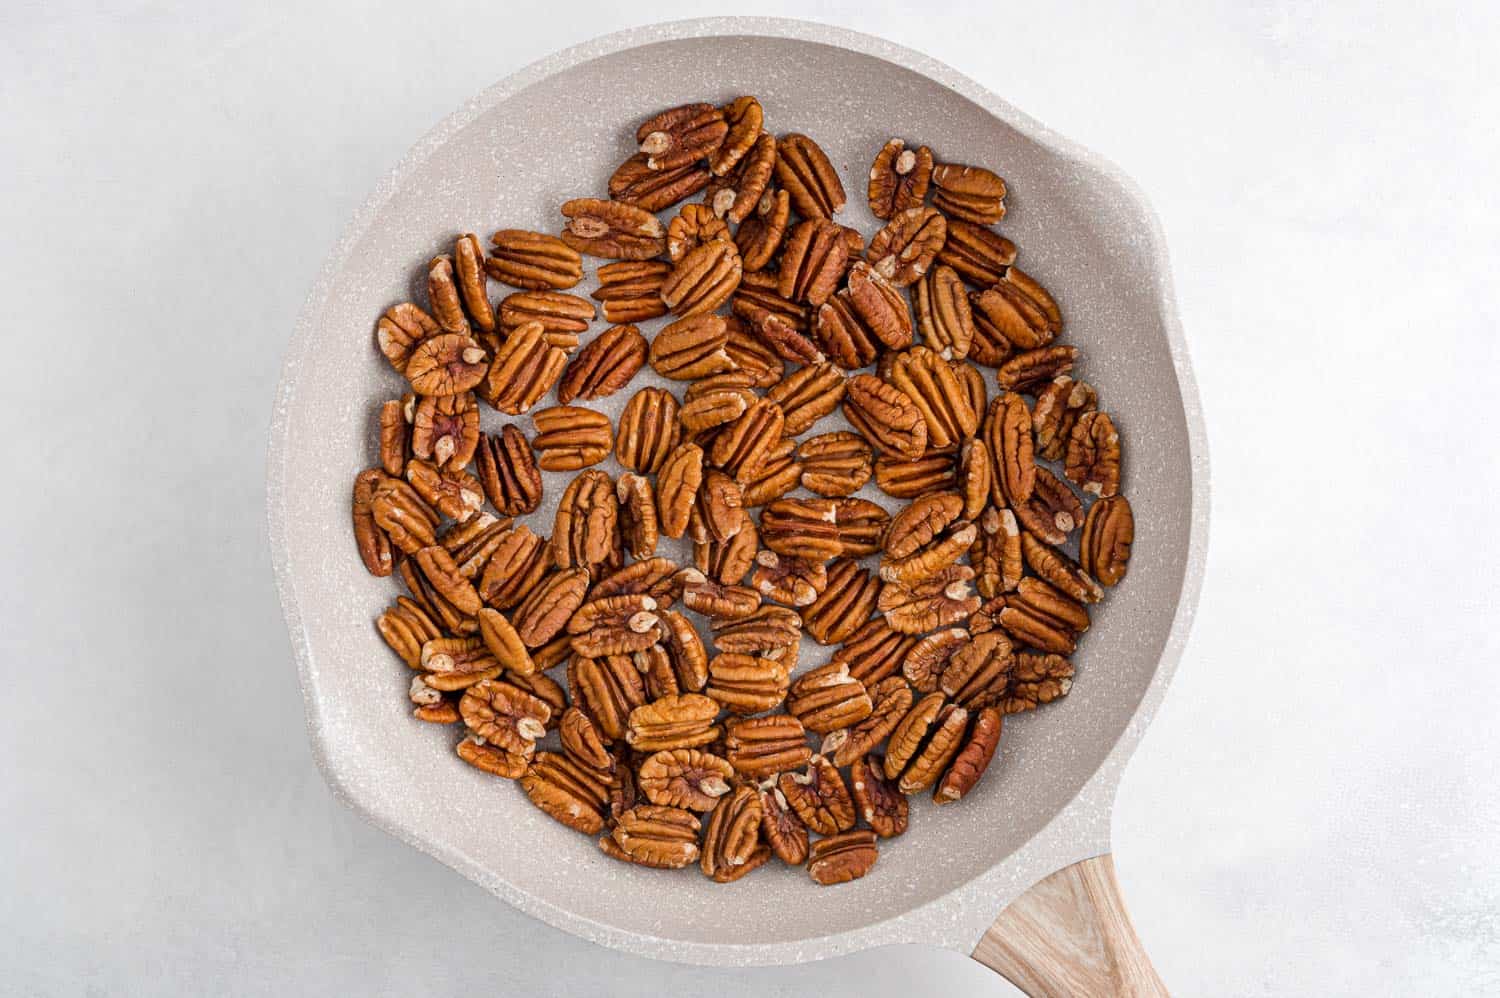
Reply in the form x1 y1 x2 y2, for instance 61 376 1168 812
267 18 1208 967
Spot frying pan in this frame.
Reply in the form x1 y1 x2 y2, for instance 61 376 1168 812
267 17 1209 994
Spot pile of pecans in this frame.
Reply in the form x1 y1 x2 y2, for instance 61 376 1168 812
353 97 1135 887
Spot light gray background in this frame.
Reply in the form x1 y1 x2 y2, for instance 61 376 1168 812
2 2 1496 995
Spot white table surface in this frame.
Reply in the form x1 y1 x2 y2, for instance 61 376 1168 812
3 2 1497 994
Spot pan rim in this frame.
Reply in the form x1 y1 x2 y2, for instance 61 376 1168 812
266 15 1210 966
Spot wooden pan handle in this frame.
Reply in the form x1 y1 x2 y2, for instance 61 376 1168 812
970 853 1167 997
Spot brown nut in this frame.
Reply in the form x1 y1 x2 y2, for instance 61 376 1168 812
377 398 410 478
681 569 762 623
1003 652 1075 713
409 391 478 470
411 545 482 617
568 594 663 658
824 675 914 769
520 752 611 835
873 452 956 499
459 678 550 757
778 219 850 306
973 506 1023 598
557 324 647 404
1022 532 1104 604
637 102 727 171
1032 375 1098 462
901 627 970 694
778 755 856 835
593 557 679 609
513 567 590 648
377 596 441 669
759 780 811 866
440 514 511 582
878 565 981 634
661 239 742 317
934 707 1003 803
613 473 660 560
830 618 919 687
591 260 671 323
649 314 736 380
941 630 1015 708
800 559 881 647
850 754 909 837
531 406 613 472
765 362 847 437
477 607 536 676
931 162 1008 225
795 431 873 497
807 828 878 885
1016 466 1084 546
885 694 969 793
473 426 542 517
709 398 785 484
774 133 846 219
637 748 733 811
569 653 648 742
971 270 1060 352
477 524 552 610
815 290 882 370
888 346 979 452
759 497 841 564
551 469 620 574
375 302 439 374
694 513 757 585
845 261 913 351
609 154 711 213
734 188 791 271
612 387 681 476
666 202 732 263
707 125 776 226
704 652 790 715
486 229 584 291
404 459 483 523
723 715 812 780
700 784 768 883
988 392 1036 507
915 263 974 361
456 735 528 778
739 436 803 508
625 693 723 752
936 218 1016 288
709 96 763 175
480 321 567 415
1081 494 1134 587
997 345 1078 393
560 197 666 260
655 441 705 539
868 206 946 287
1065 410 1122 498
787 658 875 736
831 497 888 556
956 438 993 520
600 804 702 869
710 605 803 659
418 636 500 691
404 333 488 396
353 469 395 577
868 138 933 220
497 290 593 351
426 254 472 335
749 550 828 609
844 374 928 459
559 705 613 772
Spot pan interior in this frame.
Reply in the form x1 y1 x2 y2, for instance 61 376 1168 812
278 34 1194 947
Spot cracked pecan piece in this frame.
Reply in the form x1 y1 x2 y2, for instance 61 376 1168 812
868 206 946 287
701 784 768 883
931 162 1008 225
1081 495 1134 588
481 321 567 414
615 387 682 476
375 302 439 374
830 618 918 687
638 748 733 811
649 314 736 380
353 469 394 577
609 154 711 213
560 197 666 260
666 202 731 263
824 675 913 769
851 754 909 837
497 290 593 351
557 324 647 404
775 133 846 219
637 102 727 171
915 263 974 361
477 524 551 610
888 346 979 451
935 707 1003 803
704 652 789 715
626 693 723 753
418 636 499 691
661 239 742 317
377 397 409 477
404 333 488 396
377 596 441 669
1004 652 1075 713
591 260 670 323
937 218 1017 288
759 779 810 866
798 431 873 498
410 390 478 470
559 705 612 772
801 560 881 647
531 405 613 471
613 473 659 560
1017 466 1084 545
460 677 549 758
879 565 981 634
1032 375 1097 462
724 715 812 780
779 756 856 836
868 138 933 220
885 693 968 793
997 344 1078 393
787 659 874 734
973 506 1024 597
486 229 583 291
707 126 775 225
657 609 709 693
552 469 620 574
513 567 590 648
779 219 849 306
1065 410 1122 498
521 752 611 835
569 653 647 742
457 734 527 777
471 427 539 518
988 392 1037 506
601 803 702 869
568 594 662 658
734 188 790 271
426 254 472 335
844 374 927 459
810 828 876 882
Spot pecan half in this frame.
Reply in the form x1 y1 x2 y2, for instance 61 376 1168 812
460 677 550 757
512 567 589 648
733 268 811 332
592 558 678 610
569 653 648 742
845 261 913 350
375 302 439 374
720 315 785 388
888 346 979 451
611 387 679 477
477 607 536 676
807 829 878 886
353 469 394 577
625 693 723 752
1022 531 1103 604
497 290 593 351
470 428 538 518
531 406 613 471
591 260 671 323
426 254 472 334
1081 494 1134 587
901 628 968 693
825 676 914 768
707 126 776 224
873 452 955 499
552 469 620 574
666 203 732 263
485 229 583 291
997 345 1078 393
971 272 1060 353
779 755 856 836
913 263 974 361
601 804 702 869
997 578 1089 655
801 559 881 646
941 630 1014 708
520 752 611 835
815 290 881 370
637 102 727 171
700 783 768 882
559 706 614 773
710 605 802 659
648 314 736 380
710 96 763 175
704 652 790 715
377 596 441 669
774 133 846 219
409 392 478 472
988 392 1036 506
1065 410 1122 498
557 324 647 404
679 386 752 436
759 780 810 866
637 748 733 811
694 513 757 585
788 660 874 737
739 436 803 507
1004 652 1075 713
778 220 849 306
868 206 946 287
456 735 527 778
931 162 1008 225
955 437 992 519
404 333 488 396
411 545 482 618
481 321 568 414
1016 466 1084 545
709 398 784 483
681 569 762 622
477 524 552 610
793 431 870 498
734 188 791 270
935 707 1003 803
1032 376 1097 461
850 754 909 838
560 198 666 260
661 239 742 317
724 715 812 779
868 138 933 220
878 565 981 633
844 374 928 459
568 594 662 658
608 154 711 213
377 398 410 477
652 440 703 539
419 636 500 691
936 218 1016 287
759 497 841 563
830 618 918 687
885 693 968 793
757 363 842 438
973 506 1023 597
